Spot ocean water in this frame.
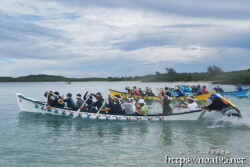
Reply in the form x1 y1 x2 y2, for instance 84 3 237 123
0 82 249 167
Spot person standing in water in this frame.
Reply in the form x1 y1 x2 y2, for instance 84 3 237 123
156 89 173 115
201 94 242 118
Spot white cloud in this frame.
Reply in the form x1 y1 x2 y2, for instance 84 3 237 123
0 0 250 77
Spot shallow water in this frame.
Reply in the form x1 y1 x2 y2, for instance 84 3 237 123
0 82 249 167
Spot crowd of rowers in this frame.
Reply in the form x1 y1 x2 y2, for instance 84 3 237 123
125 84 209 97
43 87 242 118
125 83 244 97
43 91 148 116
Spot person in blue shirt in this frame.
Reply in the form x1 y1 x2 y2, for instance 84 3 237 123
175 87 185 97
194 84 203 95
237 84 243 91
63 93 75 109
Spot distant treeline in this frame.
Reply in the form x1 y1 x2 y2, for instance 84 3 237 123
0 66 250 84
138 66 250 84
0 74 107 82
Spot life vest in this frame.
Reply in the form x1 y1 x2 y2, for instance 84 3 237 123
58 98 64 104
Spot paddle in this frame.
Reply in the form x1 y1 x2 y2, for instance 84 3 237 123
198 109 207 119
43 92 49 115
73 95 90 118
151 88 160 108
96 98 107 116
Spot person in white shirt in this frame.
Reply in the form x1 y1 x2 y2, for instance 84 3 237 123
123 96 136 115
175 95 199 111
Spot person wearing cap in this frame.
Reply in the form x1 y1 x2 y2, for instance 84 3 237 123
201 94 242 118
44 91 64 110
50 91 64 108
63 93 75 109
99 95 125 115
123 96 136 115
176 95 199 111
87 92 104 111
83 91 93 106
156 89 172 115
75 94 84 111
134 99 149 115
236 83 243 91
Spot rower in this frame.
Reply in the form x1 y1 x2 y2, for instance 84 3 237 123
83 91 93 106
44 91 54 106
236 83 243 91
75 94 84 111
138 88 143 96
63 93 75 109
176 95 199 111
164 87 172 97
125 86 132 94
201 94 242 118
175 87 185 97
123 96 136 115
156 89 172 115
87 92 104 111
44 91 65 110
132 86 140 95
147 88 155 96
99 95 125 115
134 99 149 115
194 84 203 95
202 86 208 94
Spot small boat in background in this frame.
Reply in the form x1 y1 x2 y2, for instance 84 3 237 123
220 89 249 96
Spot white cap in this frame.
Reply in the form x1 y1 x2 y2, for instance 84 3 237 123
138 99 145 104
187 95 195 101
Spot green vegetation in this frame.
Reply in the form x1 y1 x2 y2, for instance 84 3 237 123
0 74 107 82
138 66 250 84
0 66 250 84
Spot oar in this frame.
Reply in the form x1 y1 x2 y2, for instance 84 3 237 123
43 93 49 115
73 95 90 118
96 98 107 116
198 109 207 119
151 88 160 108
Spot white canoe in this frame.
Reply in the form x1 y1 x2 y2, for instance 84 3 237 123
16 93 203 121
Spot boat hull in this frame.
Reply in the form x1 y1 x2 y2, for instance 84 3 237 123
16 93 203 121
109 89 216 101
220 89 249 96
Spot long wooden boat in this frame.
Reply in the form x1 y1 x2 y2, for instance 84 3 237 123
220 89 249 96
109 89 216 101
16 93 204 121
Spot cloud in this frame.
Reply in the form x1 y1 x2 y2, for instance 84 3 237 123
0 0 250 77
41 0 250 19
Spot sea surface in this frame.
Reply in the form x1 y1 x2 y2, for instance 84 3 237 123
0 81 249 167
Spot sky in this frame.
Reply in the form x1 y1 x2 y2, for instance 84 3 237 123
0 0 250 78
